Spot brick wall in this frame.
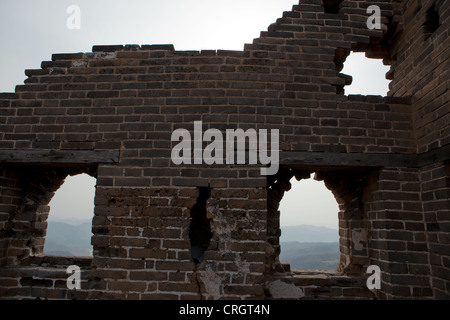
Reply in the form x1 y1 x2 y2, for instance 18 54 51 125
1 51 414 156
0 0 448 300
364 167 432 298
0 167 19 267
388 0 449 153
420 163 450 298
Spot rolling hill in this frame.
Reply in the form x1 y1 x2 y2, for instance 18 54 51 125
279 225 340 270
44 220 93 256
279 241 340 270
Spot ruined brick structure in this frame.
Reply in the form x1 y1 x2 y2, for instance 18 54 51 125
0 0 448 300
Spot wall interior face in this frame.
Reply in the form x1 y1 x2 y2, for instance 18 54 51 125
0 0 449 299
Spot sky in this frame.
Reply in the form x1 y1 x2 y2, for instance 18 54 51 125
0 1 390 229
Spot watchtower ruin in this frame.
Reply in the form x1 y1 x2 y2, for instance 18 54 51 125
0 0 448 299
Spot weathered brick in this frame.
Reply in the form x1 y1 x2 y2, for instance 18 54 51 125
155 261 194 272
108 281 146 292
0 0 447 302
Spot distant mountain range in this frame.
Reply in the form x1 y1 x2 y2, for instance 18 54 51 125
44 220 340 270
279 225 340 270
44 220 93 256
280 225 339 243
279 241 340 270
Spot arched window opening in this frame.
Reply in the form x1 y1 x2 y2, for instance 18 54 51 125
278 173 340 271
339 52 391 96
44 173 96 257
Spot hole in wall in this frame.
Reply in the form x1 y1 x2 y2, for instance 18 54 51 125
423 3 440 40
44 173 96 257
339 52 391 96
189 187 212 264
323 0 343 14
278 173 340 271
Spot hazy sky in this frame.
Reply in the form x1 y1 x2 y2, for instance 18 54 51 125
0 1 390 228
